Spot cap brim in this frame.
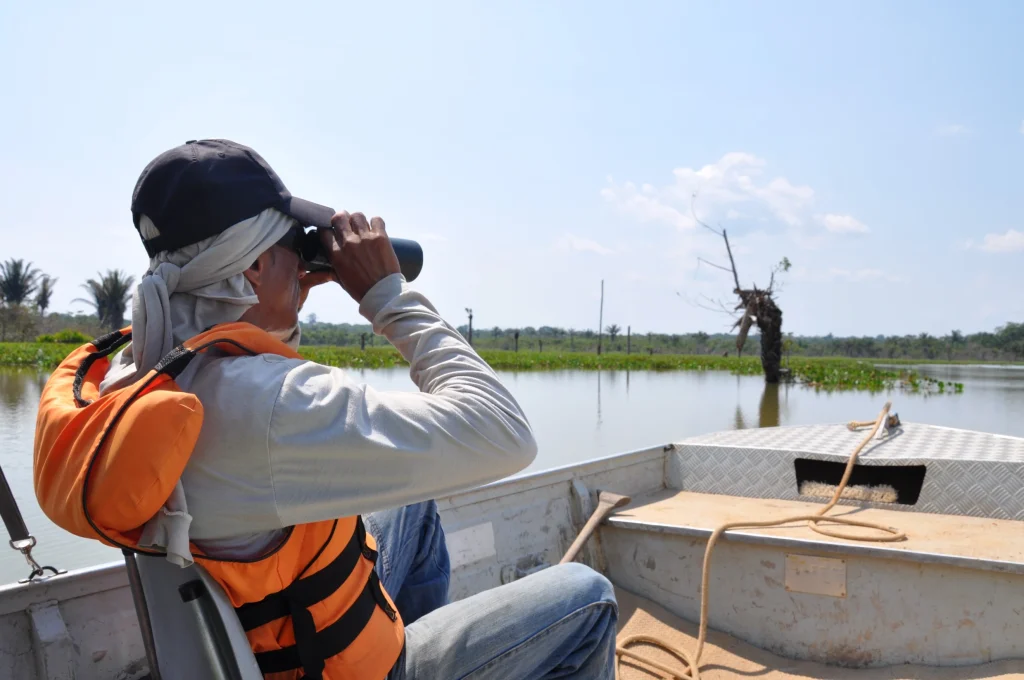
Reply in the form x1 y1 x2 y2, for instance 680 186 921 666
280 196 337 229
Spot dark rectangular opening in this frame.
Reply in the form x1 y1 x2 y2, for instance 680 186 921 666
794 458 927 506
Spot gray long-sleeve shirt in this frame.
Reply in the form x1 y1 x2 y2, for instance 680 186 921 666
156 274 536 560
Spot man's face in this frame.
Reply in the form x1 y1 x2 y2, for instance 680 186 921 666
240 239 305 333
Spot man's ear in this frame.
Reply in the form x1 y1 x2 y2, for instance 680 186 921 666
243 250 270 289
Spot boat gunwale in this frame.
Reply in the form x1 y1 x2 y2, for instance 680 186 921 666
0 445 672 611
437 444 669 510
0 560 129 617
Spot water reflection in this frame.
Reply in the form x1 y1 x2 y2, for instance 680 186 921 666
758 383 780 428
734 403 747 430
0 370 45 411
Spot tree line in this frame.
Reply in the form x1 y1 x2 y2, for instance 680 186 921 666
2 257 1021 362
0 259 133 341
304 318 1024 362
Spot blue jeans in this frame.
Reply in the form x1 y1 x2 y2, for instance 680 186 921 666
364 501 618 680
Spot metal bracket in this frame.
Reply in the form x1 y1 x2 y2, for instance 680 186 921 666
28 600 75 680
569 479 606 571
12 537 66 583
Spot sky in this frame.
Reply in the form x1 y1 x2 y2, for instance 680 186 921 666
1 1 1022 338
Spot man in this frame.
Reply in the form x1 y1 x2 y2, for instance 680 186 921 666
100 139 617 678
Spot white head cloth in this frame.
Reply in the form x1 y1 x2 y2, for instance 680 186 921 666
102 207 298 566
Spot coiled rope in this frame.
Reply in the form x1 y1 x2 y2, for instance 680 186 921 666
616 401 906 679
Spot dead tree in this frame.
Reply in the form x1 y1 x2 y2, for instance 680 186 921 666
688 199 791 383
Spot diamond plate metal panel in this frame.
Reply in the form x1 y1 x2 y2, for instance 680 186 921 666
674 423 1024 521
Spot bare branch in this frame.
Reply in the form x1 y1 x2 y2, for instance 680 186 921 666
677 291 737 316
693 300 734 315
690 192 742 293
696 257 734 274
690 192 723 236
700 294 739 316
721 229 742 293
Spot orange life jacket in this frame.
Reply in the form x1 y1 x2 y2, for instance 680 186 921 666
33 323 405 680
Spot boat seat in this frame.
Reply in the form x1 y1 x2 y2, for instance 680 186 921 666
604 491 1024 670
124 551 263 680
613 586 1024 679
607 489 1024 572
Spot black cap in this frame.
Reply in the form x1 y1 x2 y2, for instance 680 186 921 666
131 139 337 257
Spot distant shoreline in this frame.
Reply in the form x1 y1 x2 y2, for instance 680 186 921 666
0 343 977 393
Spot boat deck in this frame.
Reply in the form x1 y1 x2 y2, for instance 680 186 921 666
672 422 1024 521
608 490 1024 574
614 587 1024 679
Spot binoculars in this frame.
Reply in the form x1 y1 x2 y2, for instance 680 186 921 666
295 228 424 282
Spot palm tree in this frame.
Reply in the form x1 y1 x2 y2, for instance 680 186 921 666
35 275 57 316
75 270 135 329
0 259 40 306
605 324 621 342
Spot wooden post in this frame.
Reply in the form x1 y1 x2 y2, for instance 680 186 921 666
570 330 574 351
360 333 366 351
514 331 519 352
539 339 543 352
597 280 604 355
627 326 631 354
465 308 473 345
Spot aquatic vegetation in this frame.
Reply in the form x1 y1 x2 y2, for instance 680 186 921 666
0 344 963 393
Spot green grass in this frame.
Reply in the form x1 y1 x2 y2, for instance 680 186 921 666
871 357 1023 366
299 347 958 393
0 343 80 368
299 346 407 369
0 343 963 393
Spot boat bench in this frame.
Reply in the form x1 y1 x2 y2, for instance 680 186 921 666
602 489 1024 668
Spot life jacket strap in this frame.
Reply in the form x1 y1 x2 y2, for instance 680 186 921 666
73 330 133 406
252 571 397 678
234 518 398 679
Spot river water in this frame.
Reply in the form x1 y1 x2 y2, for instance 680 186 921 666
1 363 1022 585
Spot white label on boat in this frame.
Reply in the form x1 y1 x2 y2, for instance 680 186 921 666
784 554 846 598
447 522 496 569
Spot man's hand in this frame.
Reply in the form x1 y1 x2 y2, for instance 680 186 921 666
298 270 337 312
318 211 402 303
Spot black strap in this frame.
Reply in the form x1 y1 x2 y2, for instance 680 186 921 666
0 466 30 544
141 234 169 258
253 571 397 677
235 519 371 631
73 330 133 406
153 345 197 379
236 518 397 679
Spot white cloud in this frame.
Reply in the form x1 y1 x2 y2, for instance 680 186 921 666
935 123 971 136
602 153 864 248
977 229 1024 253
555 233 614 255
1019 120 1024 135
817 213 869 234
599 183 693 230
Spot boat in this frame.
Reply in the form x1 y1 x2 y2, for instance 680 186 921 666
2 405 1023 679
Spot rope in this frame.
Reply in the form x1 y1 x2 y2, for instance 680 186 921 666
616 401 905 679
